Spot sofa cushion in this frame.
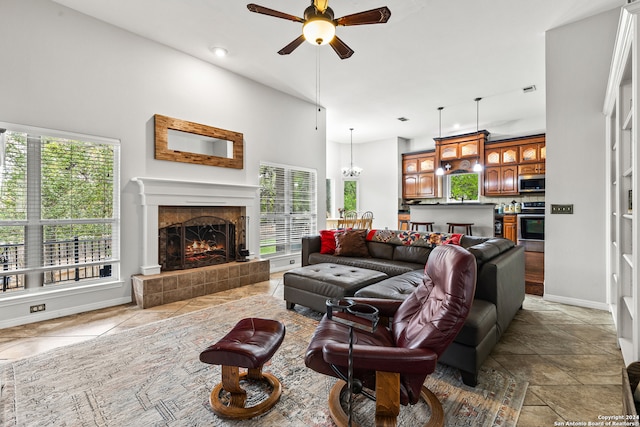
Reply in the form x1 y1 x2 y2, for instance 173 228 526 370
366 241 394 260
392 245 432 264
452 299 497 347
334 229 369 257
320 230 338 254
354 270 423 299
307 253 421 276
466 238 515 265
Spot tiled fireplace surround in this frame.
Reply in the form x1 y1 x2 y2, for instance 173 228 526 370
130 177 269 309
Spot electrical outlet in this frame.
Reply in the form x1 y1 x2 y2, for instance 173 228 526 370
29 304 46 313
289 259 295 264
551 204 573 214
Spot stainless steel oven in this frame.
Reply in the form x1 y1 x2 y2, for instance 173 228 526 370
517 202 544 252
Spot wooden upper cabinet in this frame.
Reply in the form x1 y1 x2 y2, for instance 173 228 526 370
502 148 518 164
418 156 435 172
440 144 458 160
403 158 418 174
459 141 479 157
519 142 546 163
518 162 545 175
485 145 518 165
486 150 501 165
401 151 438 198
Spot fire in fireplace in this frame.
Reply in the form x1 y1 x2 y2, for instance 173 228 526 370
159 216 236 271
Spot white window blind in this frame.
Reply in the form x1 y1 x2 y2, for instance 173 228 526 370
0 123 120 293
259 162 317 257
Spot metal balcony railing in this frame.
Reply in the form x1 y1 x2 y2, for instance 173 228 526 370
1 236 112 293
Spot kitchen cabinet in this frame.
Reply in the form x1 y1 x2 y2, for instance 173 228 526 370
518 163 545 175
519 140 546 163
484 134 545 195
434 131 488 172
604 3 640 367
485 146 518 165
402 151 438 198
484 165 518 196
503 214 517 244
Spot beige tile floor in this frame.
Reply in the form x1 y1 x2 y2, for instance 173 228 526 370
0 272 627 426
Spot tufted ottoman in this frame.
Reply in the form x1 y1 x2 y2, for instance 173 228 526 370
199 318 286 419
284 263 388 313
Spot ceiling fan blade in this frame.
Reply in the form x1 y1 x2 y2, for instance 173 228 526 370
314 0 329 13
335 7 391 26
247 4 304 23
329 35 354 60
278 35 306 55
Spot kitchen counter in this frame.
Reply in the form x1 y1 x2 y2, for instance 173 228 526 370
410 203 495 236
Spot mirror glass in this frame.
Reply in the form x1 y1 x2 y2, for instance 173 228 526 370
167 129 233 158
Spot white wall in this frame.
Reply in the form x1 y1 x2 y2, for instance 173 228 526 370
0 0 326 326
544 8 619 309
326 137 400 230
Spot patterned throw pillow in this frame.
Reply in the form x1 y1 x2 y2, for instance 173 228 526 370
334 229 370 257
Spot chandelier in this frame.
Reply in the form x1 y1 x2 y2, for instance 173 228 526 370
341 128 362 177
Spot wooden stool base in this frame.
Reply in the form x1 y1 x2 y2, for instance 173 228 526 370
327 381 444 427
209 368 282 419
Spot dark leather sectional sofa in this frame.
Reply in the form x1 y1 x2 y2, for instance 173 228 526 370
299 233 525 386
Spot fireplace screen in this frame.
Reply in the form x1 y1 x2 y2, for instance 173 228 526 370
159 216 235 271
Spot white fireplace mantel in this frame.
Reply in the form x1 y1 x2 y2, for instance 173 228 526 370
131 177 259 275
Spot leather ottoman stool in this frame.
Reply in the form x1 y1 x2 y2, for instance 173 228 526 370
199 318 286 419
284 263 388 313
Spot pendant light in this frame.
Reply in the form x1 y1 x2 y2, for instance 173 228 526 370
341 128 362 177
435 107 445 176
473 97 484 172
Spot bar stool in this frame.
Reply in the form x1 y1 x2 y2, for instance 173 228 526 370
398 218 410 230
447 222 474 235
410 221 434 232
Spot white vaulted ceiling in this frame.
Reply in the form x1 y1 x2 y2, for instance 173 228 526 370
53 0 624 143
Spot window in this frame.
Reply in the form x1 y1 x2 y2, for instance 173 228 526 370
0 123 120 294
259 162 317 257
447 172 480 203
343 179 358 211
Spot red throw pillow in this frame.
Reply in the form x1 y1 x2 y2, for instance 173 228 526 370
320 229 338 254
445 233 462 246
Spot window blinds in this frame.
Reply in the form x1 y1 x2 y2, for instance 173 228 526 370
259 163 317 257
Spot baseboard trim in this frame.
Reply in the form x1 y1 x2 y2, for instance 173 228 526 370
542 293 609 311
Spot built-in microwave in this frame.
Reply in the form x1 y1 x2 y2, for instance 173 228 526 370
518 174 545 193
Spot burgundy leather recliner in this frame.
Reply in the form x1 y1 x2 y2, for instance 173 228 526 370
304 244 477 426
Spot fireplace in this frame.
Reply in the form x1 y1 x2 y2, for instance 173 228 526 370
131 178 269 309
160 216 236 270
158 206 246 271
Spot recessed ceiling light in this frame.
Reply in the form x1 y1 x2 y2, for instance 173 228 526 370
209 46 228 58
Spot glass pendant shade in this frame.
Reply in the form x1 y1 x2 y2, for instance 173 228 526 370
303 19 336 45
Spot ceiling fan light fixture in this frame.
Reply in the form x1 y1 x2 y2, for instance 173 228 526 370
303 18 336 45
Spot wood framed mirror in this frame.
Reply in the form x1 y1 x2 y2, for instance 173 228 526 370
154 114 244 169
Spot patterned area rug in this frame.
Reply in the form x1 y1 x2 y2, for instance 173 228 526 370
0 295 526 426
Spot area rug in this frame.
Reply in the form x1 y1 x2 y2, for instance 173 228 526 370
0 295 526 426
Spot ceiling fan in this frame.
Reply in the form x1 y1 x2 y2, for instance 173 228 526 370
247 0 391 59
